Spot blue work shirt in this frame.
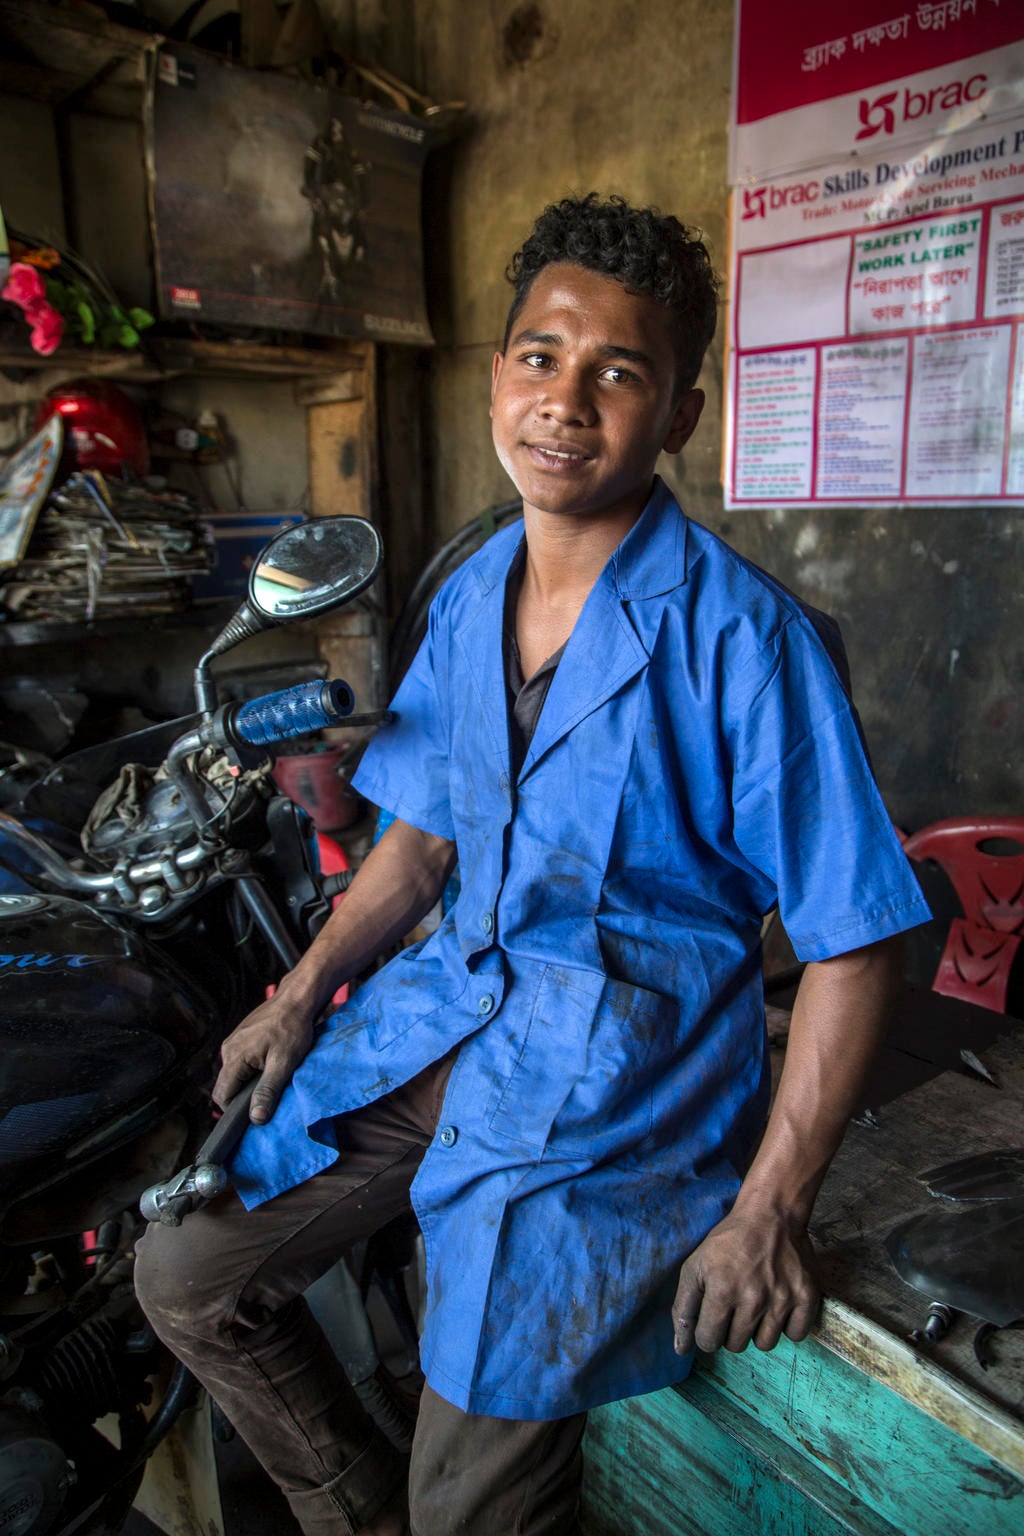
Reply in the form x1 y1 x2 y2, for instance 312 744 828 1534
230 479 930 1419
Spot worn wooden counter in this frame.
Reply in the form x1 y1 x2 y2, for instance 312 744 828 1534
580 1001 1024 1535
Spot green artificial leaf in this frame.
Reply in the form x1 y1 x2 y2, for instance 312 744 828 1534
76 300 96 344
117 323 139 348
128 307 155 331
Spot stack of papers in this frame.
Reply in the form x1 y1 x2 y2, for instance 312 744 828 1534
0 472 213 624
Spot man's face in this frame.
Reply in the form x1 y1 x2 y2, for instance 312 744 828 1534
490 262 703 525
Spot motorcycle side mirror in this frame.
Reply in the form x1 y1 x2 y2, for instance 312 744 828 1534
193 517 383 713
249 517 383 620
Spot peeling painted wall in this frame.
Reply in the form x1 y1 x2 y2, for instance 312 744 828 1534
398 0 1021 826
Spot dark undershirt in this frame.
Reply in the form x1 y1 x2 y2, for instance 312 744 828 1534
502 544 566 780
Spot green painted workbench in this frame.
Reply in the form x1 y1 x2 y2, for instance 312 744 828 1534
580 1012 1024 1535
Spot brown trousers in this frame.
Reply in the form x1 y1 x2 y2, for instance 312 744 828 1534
136 1062 586 1536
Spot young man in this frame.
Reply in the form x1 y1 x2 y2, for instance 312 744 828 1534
138 194 930 1536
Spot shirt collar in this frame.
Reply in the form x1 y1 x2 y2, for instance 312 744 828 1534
609 477 689 600
469 476 689 601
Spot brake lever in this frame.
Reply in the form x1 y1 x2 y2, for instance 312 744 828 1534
139 1081 258 1226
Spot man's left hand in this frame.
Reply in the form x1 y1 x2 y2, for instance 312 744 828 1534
671 1209 819 1355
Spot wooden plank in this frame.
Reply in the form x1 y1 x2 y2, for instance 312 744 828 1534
583 1336 1023 1536
0 346 154 379
687 1329 1023 1533
294 372 364 407
816 1299 1024 1479
0 341 364 385
303 348 385 712
582 1381 902 1536
149 339 368 380
305 348 378 521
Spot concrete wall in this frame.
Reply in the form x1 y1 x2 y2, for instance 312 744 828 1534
400 0 1020 827
413 0 730 539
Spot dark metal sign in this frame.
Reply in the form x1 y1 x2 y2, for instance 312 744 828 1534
148 44 433 345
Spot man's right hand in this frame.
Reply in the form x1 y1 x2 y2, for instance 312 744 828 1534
213 990 315 1125
209 818 457 1128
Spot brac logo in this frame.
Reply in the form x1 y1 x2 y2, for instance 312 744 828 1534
740 181 819 220
856 74 988 141
856 91 898 140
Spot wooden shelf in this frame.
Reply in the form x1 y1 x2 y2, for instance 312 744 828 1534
0 336 370 386
0 600 239 650
151 338 370 381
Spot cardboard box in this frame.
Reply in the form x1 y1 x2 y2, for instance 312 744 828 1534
192 512 303 603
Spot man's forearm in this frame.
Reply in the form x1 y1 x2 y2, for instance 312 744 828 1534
672 934 903 1354
277 816 458 1016
732 935 903 1226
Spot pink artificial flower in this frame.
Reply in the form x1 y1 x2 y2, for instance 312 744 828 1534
2 263 64 354
2 261 46 310
27 303 64 356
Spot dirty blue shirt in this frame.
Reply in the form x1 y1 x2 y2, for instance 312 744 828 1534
230 479 930 1420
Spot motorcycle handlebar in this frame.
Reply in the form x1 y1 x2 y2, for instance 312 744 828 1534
229 680 354 749
0 676 359 908
0 811 209 897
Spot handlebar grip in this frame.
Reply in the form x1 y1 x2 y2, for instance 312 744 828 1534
231 680 355 748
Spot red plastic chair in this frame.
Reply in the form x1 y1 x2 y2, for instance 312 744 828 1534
902 818 1024 1013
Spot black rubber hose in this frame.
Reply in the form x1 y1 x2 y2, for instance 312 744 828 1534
131 1359 198 1467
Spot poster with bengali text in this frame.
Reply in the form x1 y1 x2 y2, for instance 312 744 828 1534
725 119 1024 506
726 0 1024 507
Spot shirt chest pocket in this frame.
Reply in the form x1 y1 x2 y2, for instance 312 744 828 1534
488 968 675 1158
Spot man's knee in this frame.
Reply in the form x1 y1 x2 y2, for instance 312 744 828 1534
135 1204 237 1347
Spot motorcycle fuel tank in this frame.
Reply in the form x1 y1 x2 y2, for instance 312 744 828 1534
0 893 213 1193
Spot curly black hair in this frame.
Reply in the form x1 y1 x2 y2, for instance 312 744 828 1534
504 193 719 392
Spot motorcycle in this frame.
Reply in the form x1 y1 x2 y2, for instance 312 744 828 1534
0 516 416 1536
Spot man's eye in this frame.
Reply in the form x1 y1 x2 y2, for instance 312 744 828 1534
602 365 637 385
521 352 550 368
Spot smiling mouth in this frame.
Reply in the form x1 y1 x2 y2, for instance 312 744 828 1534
526 443 592 468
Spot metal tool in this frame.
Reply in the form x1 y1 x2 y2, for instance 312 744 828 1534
140 1081 257 1226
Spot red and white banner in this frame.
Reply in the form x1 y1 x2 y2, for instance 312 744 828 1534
725 1 1024 507
730 0 1024 182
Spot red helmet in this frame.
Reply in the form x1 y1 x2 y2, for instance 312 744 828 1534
35 379 150 479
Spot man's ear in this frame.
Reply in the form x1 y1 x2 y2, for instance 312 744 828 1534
662 389 705 455
489 351 504 416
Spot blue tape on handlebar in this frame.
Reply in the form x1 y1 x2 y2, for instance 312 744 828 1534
232 680 355 748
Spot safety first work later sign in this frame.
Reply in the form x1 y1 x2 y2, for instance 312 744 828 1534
725 0 1024 507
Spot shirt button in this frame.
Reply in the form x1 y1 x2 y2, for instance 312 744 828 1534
482 912 494 935
477 993 495 1017
439 1125 458 1148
